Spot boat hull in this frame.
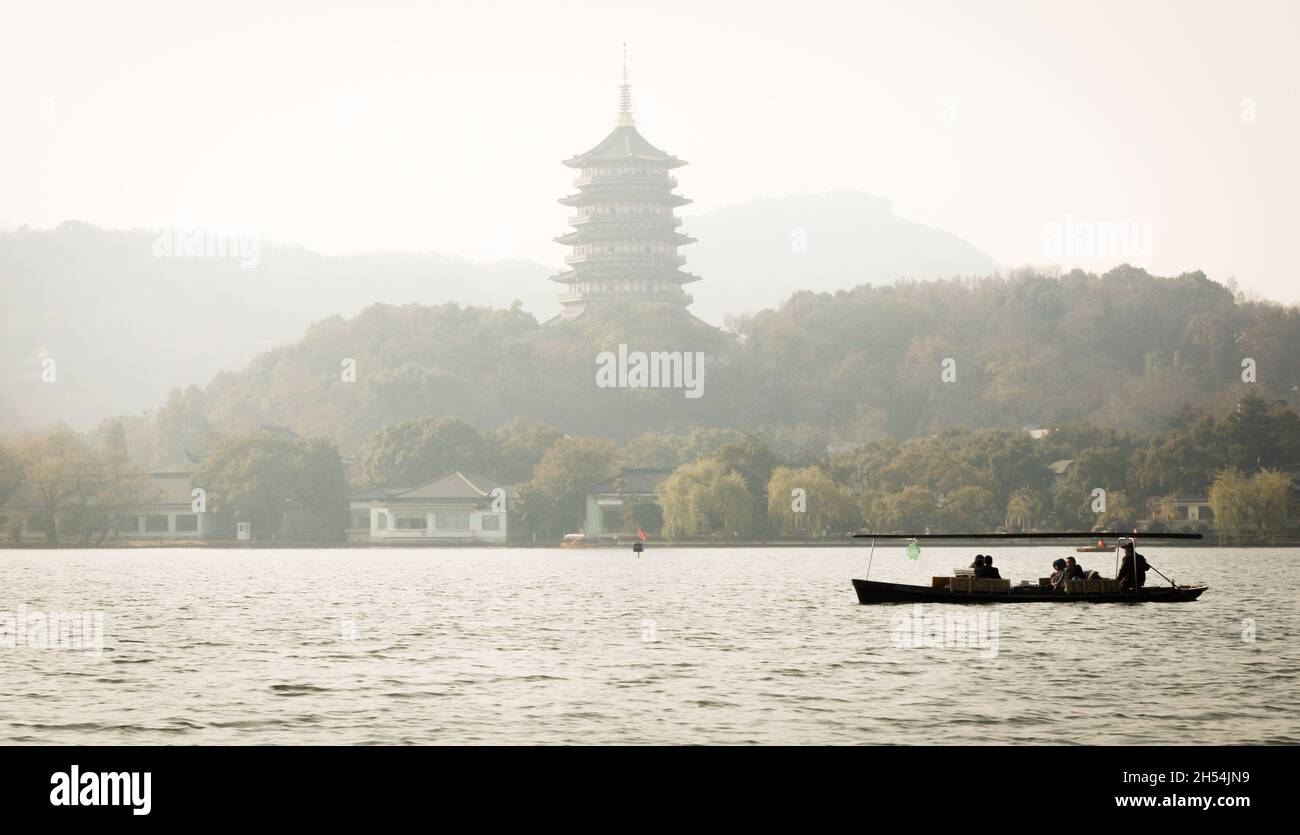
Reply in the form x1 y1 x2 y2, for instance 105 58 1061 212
852 578 1208 604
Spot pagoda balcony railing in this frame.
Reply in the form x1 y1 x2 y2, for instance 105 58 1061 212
569 212 681 227
557 289 693 305
573 173 677 188
565 252 687 267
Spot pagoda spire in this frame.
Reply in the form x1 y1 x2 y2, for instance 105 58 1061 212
617 43 634 127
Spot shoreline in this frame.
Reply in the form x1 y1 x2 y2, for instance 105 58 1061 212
2 539 1295 550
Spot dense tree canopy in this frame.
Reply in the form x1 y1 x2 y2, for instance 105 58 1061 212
359 417 490 487
98 267 1300 470
6 266 1300 543
194 434 349 540
515 436 618 538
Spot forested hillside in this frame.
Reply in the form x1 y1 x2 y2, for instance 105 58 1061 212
105 264 1299 468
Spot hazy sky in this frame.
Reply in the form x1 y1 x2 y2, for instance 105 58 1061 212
3 0 1298 303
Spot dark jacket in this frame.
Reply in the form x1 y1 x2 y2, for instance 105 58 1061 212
1117 552 1149 589
1064 563 1086 581
974 565 1002 579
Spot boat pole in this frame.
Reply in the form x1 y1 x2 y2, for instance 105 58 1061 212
865 537 877 581
1147 563 1178 589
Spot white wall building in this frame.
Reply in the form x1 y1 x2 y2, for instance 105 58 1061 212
348 471 507 544
1 471 212 541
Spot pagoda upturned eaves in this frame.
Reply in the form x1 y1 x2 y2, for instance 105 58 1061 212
550 53 700 319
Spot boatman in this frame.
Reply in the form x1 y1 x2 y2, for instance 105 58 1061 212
1116 541 1149 590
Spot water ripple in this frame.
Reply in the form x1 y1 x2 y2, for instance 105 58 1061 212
1 546 1298 744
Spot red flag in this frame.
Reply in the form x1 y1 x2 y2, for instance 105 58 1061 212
637 528 647 542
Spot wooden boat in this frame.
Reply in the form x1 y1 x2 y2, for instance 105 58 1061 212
850 531 1207 604
852 577 1208 604
1076 541 1112 552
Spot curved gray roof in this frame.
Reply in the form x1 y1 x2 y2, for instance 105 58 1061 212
563 125 685 168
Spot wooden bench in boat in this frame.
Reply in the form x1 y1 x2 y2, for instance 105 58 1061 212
944 576 1011 594
934 576 1121 595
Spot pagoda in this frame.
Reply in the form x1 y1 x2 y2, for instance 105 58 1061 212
551 51 700 319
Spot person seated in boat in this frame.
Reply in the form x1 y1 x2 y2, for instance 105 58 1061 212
1050 558 1068 590
974 555 1002 579
1064 556 1101 581
1116 542 1150 590
970 554 986 569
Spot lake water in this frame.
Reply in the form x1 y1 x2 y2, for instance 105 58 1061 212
3 546 1298 744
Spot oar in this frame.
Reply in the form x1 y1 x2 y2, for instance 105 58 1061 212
1147 562 1178 589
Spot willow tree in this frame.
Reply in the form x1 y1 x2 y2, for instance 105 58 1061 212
1004 486 1044 532
1248 469 1293 544
659 459 755 541
1209 468 1251 544
766 465 859 535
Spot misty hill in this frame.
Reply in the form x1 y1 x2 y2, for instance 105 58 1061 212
1 193 1001 430
0 222 551 432
115 265 1299 469
684 191 1000 322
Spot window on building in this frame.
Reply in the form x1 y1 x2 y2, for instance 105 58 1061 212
145 514 169 532
352 513 370 530
118 515 140 532
481 514 500 532
435 512 470 531
395 515 426 530
174 514 198 532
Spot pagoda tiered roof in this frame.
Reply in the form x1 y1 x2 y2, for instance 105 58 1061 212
553 228 696 246
548 49 700 317
558 191 692 208
562 125 687 169
549 267 701 285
